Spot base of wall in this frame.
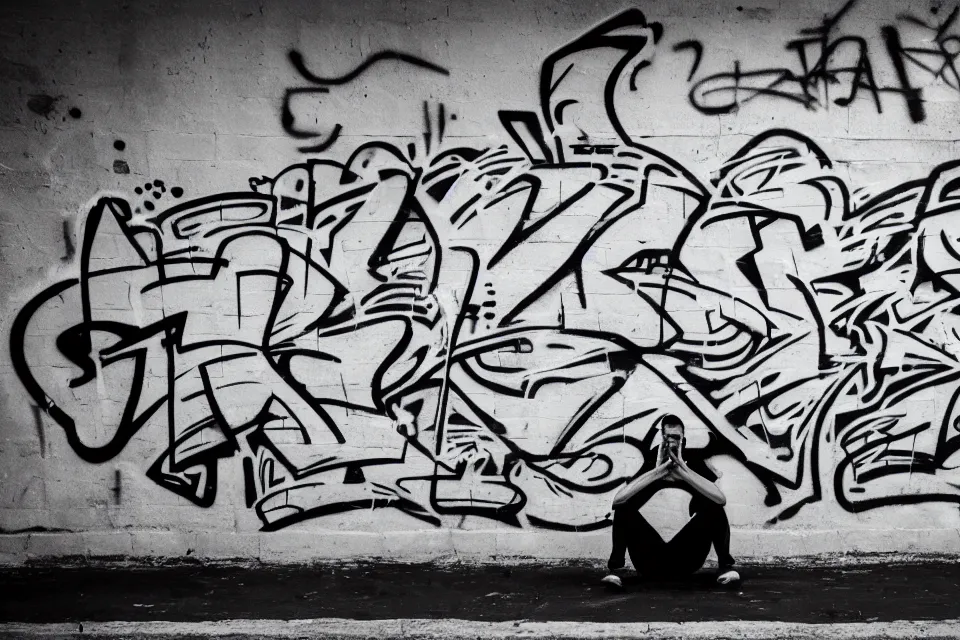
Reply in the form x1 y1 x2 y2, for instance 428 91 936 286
6 619 960 640
1 528 958 566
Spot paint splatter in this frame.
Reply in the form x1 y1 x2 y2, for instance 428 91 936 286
27 95 57 118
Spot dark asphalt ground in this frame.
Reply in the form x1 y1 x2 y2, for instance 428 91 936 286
1 561 959 624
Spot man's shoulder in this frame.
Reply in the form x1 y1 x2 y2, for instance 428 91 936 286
684 451 718 479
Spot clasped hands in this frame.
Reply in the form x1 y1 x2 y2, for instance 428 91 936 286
656 447 689 481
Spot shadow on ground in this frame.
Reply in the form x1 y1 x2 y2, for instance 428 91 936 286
1 562 958 623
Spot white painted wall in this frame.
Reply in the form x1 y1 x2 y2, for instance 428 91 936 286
3 0 960 563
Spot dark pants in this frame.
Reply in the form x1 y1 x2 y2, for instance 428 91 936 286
608 498 736 576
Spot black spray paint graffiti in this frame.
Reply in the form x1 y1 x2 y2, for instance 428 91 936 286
894 6 960 96
281 50 450 153
680 0 960 123
13 9 960 531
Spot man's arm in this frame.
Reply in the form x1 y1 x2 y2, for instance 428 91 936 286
613 460 670 507
667 450 727 506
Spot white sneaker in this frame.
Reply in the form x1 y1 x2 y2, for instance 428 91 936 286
601 574 623 589
717 569 740 585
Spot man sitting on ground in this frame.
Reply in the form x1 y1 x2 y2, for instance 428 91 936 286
602 414 740 587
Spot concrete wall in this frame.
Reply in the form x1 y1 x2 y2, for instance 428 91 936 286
3 0 960 564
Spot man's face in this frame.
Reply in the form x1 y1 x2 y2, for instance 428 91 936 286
662 423 684 456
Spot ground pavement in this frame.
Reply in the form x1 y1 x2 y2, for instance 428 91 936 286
1 560 959 638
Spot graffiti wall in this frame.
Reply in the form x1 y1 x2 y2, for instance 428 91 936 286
3 0 960 560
